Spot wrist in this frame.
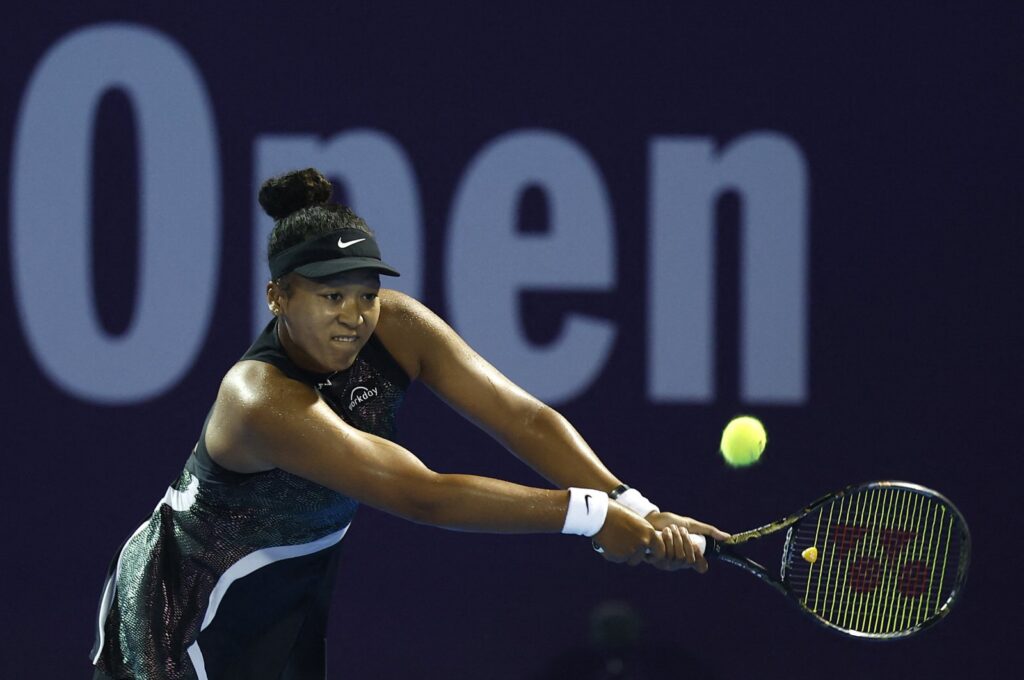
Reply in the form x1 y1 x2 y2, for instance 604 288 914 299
561 488 609 537
609 484 660 518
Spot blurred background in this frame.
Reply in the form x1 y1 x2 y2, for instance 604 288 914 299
2 2 1019 678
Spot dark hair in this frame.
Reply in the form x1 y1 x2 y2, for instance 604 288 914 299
259 168 373 260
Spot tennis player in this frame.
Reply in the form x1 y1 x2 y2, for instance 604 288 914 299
90 168 728 679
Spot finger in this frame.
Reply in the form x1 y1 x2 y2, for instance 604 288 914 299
679 527 697 564
672 526 695 569
652 528 689 571
652 527 686 571
654 528 680 570
667 524 684 561
657 527 673 563
647 530 667 562
663 525 678 562
650 527 678 570
685 520 731 541
686 532 709 572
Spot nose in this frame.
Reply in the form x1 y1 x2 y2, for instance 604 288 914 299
336 298 363 328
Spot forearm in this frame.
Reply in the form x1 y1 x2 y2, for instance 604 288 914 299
498 404 621 492
402 472 570 533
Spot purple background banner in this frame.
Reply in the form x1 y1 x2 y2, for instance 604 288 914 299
2 3 1019 678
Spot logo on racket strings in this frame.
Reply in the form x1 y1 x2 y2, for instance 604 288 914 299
831 524 931 597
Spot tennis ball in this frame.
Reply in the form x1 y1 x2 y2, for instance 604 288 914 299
720 416 767 467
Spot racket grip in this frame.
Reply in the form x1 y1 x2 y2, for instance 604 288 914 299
620 534 714 558
636 533 710 557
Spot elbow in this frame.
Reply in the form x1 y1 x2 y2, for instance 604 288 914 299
392 471 448 526
517 402 564 441
532 403 563 429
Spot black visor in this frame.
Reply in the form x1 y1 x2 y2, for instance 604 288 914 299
269 229 401 280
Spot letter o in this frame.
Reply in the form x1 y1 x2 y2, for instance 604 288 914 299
10 23 220 403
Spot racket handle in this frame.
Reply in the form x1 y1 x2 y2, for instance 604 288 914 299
635 533 711 558
608 533 715 558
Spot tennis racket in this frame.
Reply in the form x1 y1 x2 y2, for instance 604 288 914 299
688 480 971 639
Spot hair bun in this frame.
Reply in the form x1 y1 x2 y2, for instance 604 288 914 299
258 168 333 220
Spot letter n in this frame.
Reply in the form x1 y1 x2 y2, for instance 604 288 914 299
648 133 808 403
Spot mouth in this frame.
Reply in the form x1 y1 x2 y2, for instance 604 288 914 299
331 335 359 344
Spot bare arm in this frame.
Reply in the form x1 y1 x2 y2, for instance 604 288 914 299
207 360 659 558
375 291 729 571
375 290 621 491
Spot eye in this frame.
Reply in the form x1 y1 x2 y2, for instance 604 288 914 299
362 292 378 302
323 293 342 302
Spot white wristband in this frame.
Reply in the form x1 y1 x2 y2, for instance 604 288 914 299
561 488 609 537
615 488 659 518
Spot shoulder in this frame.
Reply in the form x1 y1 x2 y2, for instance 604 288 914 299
377 289 433 331
219 359 318 413
375 289 504 392
206 360 321 471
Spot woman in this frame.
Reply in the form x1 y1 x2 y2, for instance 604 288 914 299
91 168 728 680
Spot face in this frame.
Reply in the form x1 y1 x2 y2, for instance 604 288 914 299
268 269 382 374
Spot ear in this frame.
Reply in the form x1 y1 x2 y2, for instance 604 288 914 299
267 280 283 315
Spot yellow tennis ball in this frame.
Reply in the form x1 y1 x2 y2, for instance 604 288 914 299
720 416 767 467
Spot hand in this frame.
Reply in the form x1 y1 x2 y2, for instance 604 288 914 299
645 512 731 573
592 502 666 566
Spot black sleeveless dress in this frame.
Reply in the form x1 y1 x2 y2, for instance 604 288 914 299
91 320 409 679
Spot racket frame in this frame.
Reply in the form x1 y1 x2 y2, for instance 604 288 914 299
704 480 971 640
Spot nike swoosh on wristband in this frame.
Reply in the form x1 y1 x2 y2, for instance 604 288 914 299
337 237 366 249
585 494 592 513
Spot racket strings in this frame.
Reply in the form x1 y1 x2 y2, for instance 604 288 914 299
783 486 965 636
